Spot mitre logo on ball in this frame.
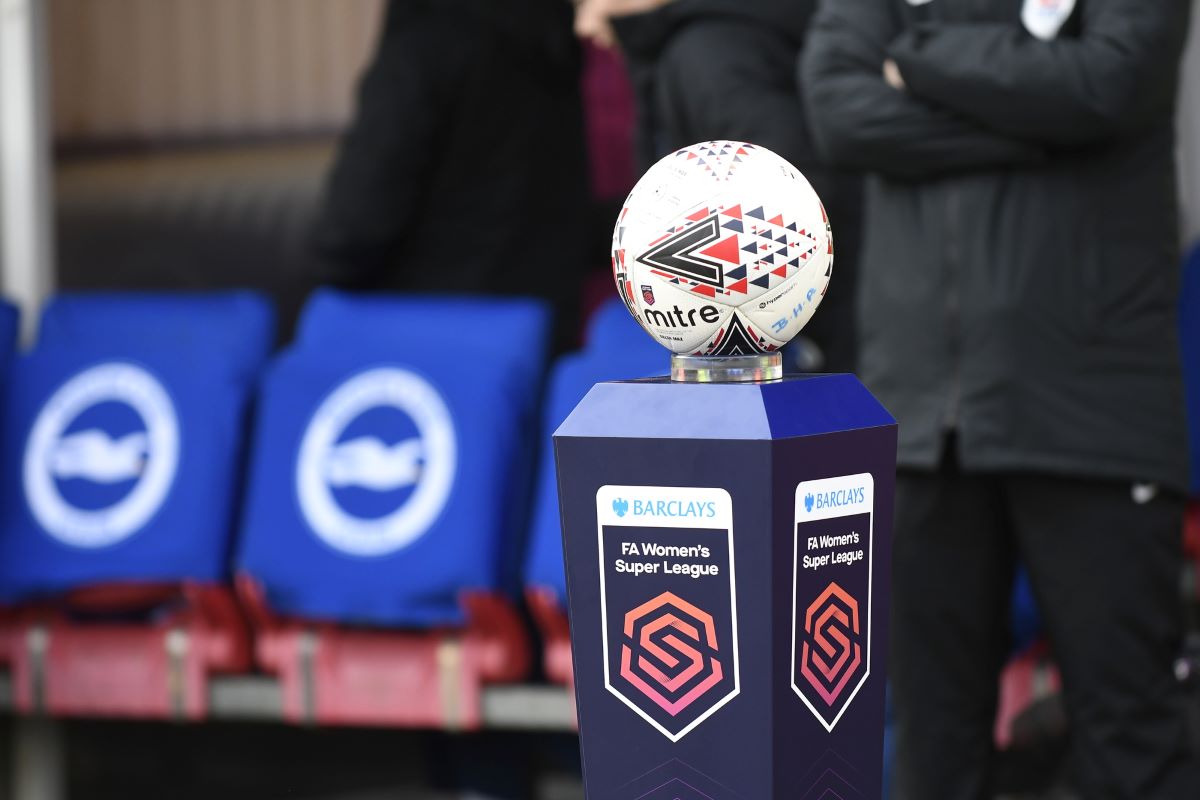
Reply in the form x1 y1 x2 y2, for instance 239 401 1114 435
612 141 833 356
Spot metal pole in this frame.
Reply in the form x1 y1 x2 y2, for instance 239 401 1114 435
0 0 56 342
2 6 61 796
10 717 64 800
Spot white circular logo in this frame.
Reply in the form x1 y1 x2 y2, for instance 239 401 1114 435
23 362 180 548
296 367 457 557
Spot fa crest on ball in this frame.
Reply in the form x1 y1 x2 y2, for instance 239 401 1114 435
612 141 832 356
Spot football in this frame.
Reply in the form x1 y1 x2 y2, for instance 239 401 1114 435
612 141 832 356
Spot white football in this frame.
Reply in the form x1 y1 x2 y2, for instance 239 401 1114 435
612 141 832 356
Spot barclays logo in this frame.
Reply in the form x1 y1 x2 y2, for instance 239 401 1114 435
23 362 179 548
628 498 717 519
296 367 456 557
613 498 629 518
804 486 867 513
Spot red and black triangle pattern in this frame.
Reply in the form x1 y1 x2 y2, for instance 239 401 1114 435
704 313 778 357
637 200 822 303
673 140 755 183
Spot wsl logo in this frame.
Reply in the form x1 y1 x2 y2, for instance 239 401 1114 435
598 485 740 742
296 367 456 557
619 592 726 728
23 362 180 548
793 474 874 732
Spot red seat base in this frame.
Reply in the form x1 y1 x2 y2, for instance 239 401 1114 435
994 640 1062 750
240 576 530 729
0 583 250 720
527 587 574 688
1185 501 1200 601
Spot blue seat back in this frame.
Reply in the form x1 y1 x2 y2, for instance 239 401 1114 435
586 297 661 355
237 291 550 627
1009 568 1041 654
0 300 16 377
1183 245 1200 494
39 291 274 383
0 300 16 493
0 293 274 600
296 290 548 388
525 302 666 602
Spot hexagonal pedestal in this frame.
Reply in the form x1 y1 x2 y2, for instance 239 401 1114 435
555 375 896 799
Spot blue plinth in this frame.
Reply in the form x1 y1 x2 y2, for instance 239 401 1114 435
555 375 897 799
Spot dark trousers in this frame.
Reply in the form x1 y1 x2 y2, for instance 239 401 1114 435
890 456 1200 799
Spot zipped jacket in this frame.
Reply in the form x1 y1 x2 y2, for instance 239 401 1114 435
802 0 1192 490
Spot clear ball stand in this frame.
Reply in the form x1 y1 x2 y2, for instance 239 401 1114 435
670 352 783 384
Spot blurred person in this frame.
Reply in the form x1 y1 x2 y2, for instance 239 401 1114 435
802 1 1198 798
311 4 586 797
312 0 589 352
575 0 862 373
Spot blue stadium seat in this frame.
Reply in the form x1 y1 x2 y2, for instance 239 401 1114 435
38 291 274 383
585 296 658 354
0 292 274 601
295 290 548 388
0 299 15 526
1182 244 1200 494
237 289 550 628
525 353 664 604
1009 568 1041 655
523 299 662 599
526 299 665 604
0 300 17 377
523 300 666 684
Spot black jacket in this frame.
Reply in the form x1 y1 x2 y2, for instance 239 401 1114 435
312 0 588 344
614 0 814 53
802 0 1192 490
613 0 816 166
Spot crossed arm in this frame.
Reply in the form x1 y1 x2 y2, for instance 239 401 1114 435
885 0 1190 147
801 0 1189 179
